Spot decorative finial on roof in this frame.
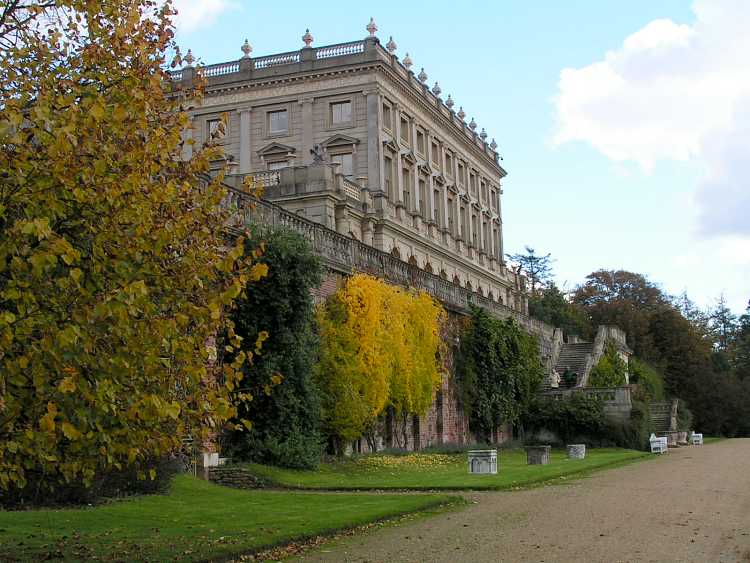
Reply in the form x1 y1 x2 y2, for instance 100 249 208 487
417 67 428 82
490 138 498 150
457 106 466 120
469 117 477 131
366 17 378 37
402 52 413 70
241 39 252 58
183 49 195 67
386 36 397 53
302 28 313 48
480 128 488 141
445 94 454 109
432 82 442 97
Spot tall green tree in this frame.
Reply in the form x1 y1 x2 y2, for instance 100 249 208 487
528 283 591 337
0 0 259 492
506 246 554 296
227 229 324 469
709 293 738 351
731 300 750 379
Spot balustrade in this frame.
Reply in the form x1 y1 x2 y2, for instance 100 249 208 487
316 41 365 59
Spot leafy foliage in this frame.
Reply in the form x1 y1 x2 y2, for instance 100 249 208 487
627 357 665 402
227 229 324 469
0 1 261 491
523 394 607 445
456 307 544 442
588 343 628 387
315 275 445 447
528 284 591 337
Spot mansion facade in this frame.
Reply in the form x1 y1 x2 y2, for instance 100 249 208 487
172 21 526 311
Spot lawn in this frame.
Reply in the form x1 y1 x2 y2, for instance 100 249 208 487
243 447 651 491
0 476 458 562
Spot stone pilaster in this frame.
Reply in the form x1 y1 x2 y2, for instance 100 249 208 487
300 96 314 164
238 108 252 174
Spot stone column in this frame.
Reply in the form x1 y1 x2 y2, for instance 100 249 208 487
238 108 252 174
300 96 314 164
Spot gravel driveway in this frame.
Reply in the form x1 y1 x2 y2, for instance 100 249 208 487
298 439 750 562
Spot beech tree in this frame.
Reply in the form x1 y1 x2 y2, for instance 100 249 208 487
0 0 262 491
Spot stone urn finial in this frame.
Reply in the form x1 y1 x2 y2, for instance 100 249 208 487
386 36 397 53
469 117 477 131
432 82 442 97
490 138 498 150
241 39 252 58
457 106 466 120
417 67 428 83
445 94 454 109
183 49 195 67
402 52 413 70
366 17 378 37
480 128 488 141
302 28 313 48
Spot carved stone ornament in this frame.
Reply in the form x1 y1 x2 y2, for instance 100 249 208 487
302 28 313 47
445 94 454 109
366 17 378 37
457 106 466 120
241 39 252 58
432 82 442 97
402 52 413 70
480 128 487 141
310 143 326 163
469 117 477 131
417 67 428 82
490 138 498 150
183 49 195 67
386 36 397 53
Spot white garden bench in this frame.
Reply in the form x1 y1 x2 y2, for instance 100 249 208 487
650 433 668 454
691 432 703 445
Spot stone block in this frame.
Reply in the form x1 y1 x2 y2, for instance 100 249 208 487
468 449 497 474
525 445 551 465
566 444 586 460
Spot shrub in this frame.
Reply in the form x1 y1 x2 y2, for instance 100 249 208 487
604 399 653 451
523 394 607 445
589 343 628 387
628 358 665 401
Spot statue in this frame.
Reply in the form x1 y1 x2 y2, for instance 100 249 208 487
310 144 326 163
550 369 561 388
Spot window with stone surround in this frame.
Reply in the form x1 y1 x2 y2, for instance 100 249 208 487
402 167 411 207
460 205 467 239
471 214 478 247
330 100 352 125
490 188 498 211
384 155 394 199
447 194 455 234
445 151 453 176
433 188 441 225
399 115 410 145
469 172 477 196
418 177 428 218
267 109 288 135
206 118 226 142
431 142 440 169
382 102 393 132
416 128 426 155
457 162 466 186
331 152 354 178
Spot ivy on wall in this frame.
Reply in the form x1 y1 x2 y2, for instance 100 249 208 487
456 306 544 442
315 275 445 448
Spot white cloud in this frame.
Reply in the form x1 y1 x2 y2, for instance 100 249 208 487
171 0 237 34
552 0 750 241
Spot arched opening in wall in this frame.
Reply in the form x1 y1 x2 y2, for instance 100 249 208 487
391 246 401 260
408 255 418 268
424 262 434 274
477 286 484 297
488 291 495 302
465 281 473 291
453 274 461 285
498 293 503 304
440 269 448 280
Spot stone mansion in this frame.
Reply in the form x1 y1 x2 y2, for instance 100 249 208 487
171 19 527 313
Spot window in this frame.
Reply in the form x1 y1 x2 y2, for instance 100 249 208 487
418 178 428 217
460 206 467 238
447 195 455 234
267 160 288 170
402 168 411 207
384 156 394 198
331 153 353 178
207 118 225 141
471 214 478 246
481 181 488 203
416 129 426 155
491 189 497 210
400 116 410 144
458 162 465 185
433 189 441 224
445 151 453 175
470 173 477 195
431 142 440 169
268 110 288 134
383 103 392 131
331 101 352 125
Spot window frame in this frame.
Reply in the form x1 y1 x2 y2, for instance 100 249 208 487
263 104 292 138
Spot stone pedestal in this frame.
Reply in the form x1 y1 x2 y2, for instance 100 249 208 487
468 449 497 474
677 431 689 446
567 444 586 460
525 445 551 465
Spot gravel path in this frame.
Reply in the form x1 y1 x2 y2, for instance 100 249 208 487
298 439 750 563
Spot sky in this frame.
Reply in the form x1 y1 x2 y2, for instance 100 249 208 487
170 0 749 314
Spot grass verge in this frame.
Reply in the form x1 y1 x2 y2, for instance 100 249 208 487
0 475 459 562
242 447 650 491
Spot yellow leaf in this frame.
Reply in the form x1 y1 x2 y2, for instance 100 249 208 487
149 468 156 480
61 422 81 440
90 102 105 120
39 412 55 433
59 376 76 393
248 263 269 282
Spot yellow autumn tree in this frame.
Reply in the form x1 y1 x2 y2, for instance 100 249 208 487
315 275 445 449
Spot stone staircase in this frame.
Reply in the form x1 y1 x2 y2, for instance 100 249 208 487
553 342 594 388
649 401 673 433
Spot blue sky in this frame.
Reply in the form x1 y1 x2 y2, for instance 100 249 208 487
172 0 749 314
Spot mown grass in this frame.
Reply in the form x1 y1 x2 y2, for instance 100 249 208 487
0 475 458 562
243 447 651 491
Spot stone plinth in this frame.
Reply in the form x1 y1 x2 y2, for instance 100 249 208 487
525 445 551 465
677 431 689 446
567 444 586 460
468 449 498 474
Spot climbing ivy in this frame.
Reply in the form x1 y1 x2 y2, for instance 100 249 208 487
315 275 445 449
456 307 544 442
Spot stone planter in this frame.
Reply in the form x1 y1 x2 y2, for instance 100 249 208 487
525 445 551 465
677 431 689 446
468 449 498 474
566 444 586 460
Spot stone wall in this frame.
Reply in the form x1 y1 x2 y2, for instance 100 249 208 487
208 467 267 489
